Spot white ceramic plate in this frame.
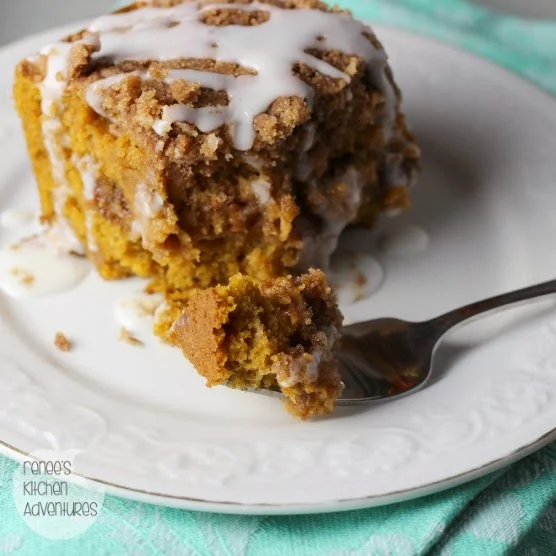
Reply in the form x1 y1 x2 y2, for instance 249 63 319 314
1 22 556 515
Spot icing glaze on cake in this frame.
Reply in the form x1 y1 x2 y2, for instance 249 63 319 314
84 2 395 150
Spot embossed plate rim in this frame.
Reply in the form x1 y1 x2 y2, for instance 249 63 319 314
1 429 556 515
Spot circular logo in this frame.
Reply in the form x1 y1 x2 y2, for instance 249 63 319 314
12 448 105 540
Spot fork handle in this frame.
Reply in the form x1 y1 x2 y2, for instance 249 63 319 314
431 278 556 334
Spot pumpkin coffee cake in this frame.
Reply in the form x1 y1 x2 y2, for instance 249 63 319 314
14 0 420 302
14 0 420 416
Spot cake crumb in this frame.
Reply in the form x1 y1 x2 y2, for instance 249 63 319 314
54 332 72 352
119 327 144 346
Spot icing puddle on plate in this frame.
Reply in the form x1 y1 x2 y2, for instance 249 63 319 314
331 224 430 306
329 251 385 306
0 216 91 299
378 225 430 257
0 238 89 298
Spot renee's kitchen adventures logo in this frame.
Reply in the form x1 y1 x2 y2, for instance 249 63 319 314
13 447 105 540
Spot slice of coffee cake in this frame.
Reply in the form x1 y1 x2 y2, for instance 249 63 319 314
14 0 420 303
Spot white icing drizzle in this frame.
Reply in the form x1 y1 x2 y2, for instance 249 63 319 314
275 327 339 388
250 177 271 205
297 166 363 270
0 234 90 298
39 43 73 114
330 251 384 305
379 225 429 256
86 71 140 118
278 351 323 388
73 155 99 252
131 183 164 246
241 153 264 171
379 74 397 140
84 2 391 151
339 166 363 212
384 207 404 218
383 160 414 189
38 37 98 255
293 123 317 180
301 123 316 153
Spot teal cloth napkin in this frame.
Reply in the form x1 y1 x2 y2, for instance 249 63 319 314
1 0 556 554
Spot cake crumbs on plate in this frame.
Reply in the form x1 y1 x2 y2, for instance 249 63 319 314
119 327 144 346
54 332 72 352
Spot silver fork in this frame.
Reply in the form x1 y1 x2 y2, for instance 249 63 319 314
258 278 556 404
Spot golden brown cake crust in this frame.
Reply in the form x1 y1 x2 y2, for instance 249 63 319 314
168 269 343 418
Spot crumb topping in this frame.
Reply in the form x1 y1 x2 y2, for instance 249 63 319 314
54 332 72 352
33 0 397 154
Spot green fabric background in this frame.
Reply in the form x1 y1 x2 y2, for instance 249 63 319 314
1 0 556 554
